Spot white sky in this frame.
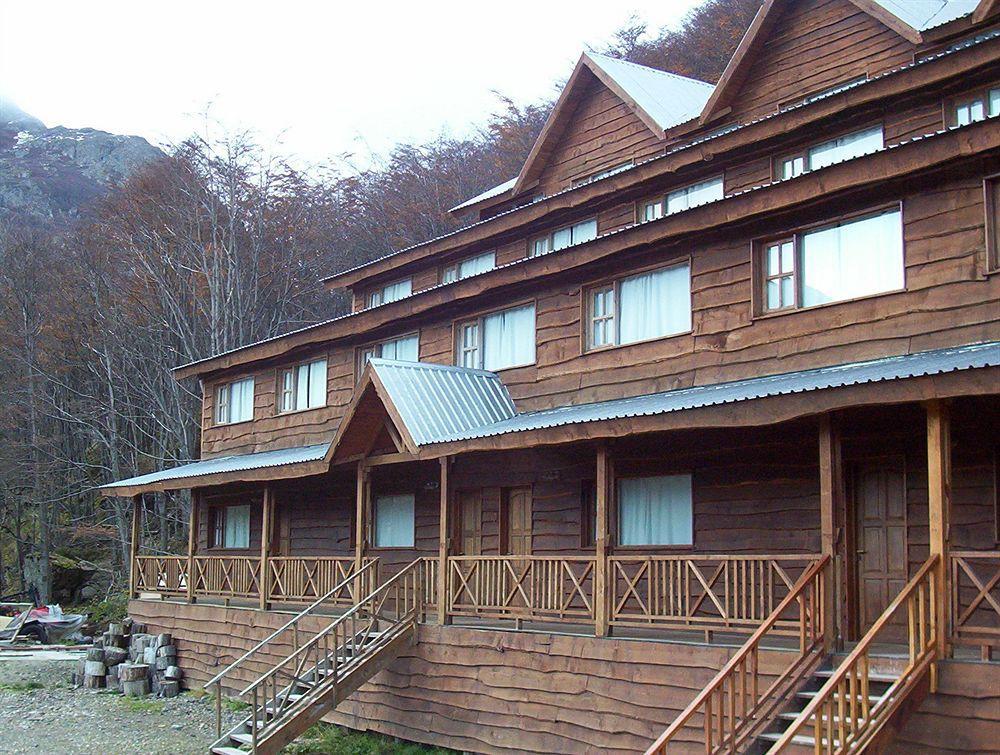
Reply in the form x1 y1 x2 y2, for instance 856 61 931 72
0 0 704 168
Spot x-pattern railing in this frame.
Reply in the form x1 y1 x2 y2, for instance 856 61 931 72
134 555 188 594
268 557 365 604
950 550 1000 653
193 555 261 598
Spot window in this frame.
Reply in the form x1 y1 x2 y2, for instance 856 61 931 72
368 278 412 308
442 251 495 284
572 161 634 187
618 475 693 546
581 480 597 548
778 126 884 179
987 177 1000 272
278 359 327 413
214 377 254 425
951 87 1000 126
358 334 419 377
457 303 535 370
586 263 691 349
758 208 904 313
211 504 251 549
641 176 724 221
374 494 415 547
531 218 597 257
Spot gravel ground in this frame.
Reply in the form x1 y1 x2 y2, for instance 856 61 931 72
0 655 241 754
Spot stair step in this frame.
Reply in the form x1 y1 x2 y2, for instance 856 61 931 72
211 747 249 755
778 711 867 724
815 669 898 684
797 689 882 704
229 733 253 745
758 731 822 747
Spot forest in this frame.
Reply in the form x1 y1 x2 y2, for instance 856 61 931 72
0 0 760 607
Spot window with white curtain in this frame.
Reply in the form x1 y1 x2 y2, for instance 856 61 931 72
531 218 598 257
618 475 693 546
665 176 724 215
212 504 251 549
278 358 327 413
374 494 415 547
759 208 904 313
951 87 1000 126
586 263 691 349
777 125 884 180
357 334 419 378
457 303 535 370
368 278 413 308
214 377 255 424
442 251 496 284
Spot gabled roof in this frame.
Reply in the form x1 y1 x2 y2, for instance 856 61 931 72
869 0 979 31
512 52 714 194
448 177 517 215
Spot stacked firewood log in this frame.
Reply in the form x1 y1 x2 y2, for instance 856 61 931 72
73 618 184 697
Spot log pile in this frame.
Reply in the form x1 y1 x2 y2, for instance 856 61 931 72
73 618 184 698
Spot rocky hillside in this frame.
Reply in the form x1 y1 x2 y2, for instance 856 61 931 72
0 97 165 222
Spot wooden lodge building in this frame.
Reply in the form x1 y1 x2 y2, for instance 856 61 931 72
102 1 1000 752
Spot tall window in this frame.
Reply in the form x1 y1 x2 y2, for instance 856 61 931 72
278 359 327 413
778 126 884 179
457 303 535 371
531 218 597 257
618 475 693 546
951 87 1000 126
758 208 904 313
357 334 419 376
368 278 412 308
641 176 723 221
374 494 415 547
987 177 1000 273
214 377 254 425
211 504 251 549
586 263 691 350
442 251 496 284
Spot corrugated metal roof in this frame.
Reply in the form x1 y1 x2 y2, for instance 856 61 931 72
102 443 330 490
369 358 516 446
423 342 1000 444
449 177 517 213
871 0 978 31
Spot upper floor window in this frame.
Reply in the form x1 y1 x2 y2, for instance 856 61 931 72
214 377 254 425
950 87 1000 126
777 125 883 180
278 358 327 414
373 494 415 547
641 176 723 222
358 333 419 377
211 504 250 549
457 302 535 371
572 161 634 187
531 218 597 257
368 278 412 308
442 251 496 284
586 262 691 350
986 176 1000 273
618 475 693 547
758 207 903 314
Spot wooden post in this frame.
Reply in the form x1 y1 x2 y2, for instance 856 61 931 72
186 491 199 604
129 495 142 598
259 485 274 611
438 456 452 625
818 415 842 649
355 463 369 573
595 444 610 637
926 400 952 662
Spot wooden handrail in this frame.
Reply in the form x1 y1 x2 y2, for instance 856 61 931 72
768 554 939 753
645 555 829 755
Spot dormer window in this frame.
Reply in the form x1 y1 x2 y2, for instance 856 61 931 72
277 358 327 414
641 176 723 222
950 87 999 127
531 219 597 257
776 125 883 180
442 251 496 284
368 278 412 308
214 377 255 425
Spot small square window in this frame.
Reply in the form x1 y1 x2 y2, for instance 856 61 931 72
374 494 415 547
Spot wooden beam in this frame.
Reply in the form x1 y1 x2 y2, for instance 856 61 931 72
926 400 952 661
818 414 842 649
186 492 199 604
438 457 452 626
594 445 610 637
129 495 142 598
355 463 369 572
259 485 274 611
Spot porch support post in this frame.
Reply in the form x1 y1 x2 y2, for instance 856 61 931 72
259 485 274 611
818 414 842 650
355 463 369 572
186 491 199 604
438 456 452 625
129 494 142 598
595 444 610 637
925 399 952 661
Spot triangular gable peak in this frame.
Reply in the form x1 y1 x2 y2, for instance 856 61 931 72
512 53 714 195
700 0 979 126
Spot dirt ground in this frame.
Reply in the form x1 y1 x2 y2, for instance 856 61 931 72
0 652 240 754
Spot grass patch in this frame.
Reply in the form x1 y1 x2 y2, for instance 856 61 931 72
285 724 454 755
0 681 44 693
68 589 129 628
223 697 251 712
121 696 164 713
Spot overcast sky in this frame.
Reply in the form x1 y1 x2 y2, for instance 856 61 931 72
1 0 705 167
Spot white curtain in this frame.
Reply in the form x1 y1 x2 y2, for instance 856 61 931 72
224 505 251 549
374 494 415 547
307 359 327 407
382 334 418 362
618 475 693 546
808 126 883 170
667 177 723 214
552 226 573 251
295 364 309 410
990 88 1000 117
458 251 495 278
483 303 535 370
572 218 597 244
618 264 691 344
382 279 412 303
801 210 903 307
229 378 254 422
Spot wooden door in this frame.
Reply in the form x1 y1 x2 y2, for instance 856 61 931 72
503 486 532 556
458 489 482 556
854 463 907 634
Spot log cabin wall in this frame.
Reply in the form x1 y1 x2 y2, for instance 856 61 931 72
273 474 355 556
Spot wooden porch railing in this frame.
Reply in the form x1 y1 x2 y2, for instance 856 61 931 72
609 555 816 635
770 555 939 753
134 556 188 596
950 550 1000 656
645 555 829 755
448 556 596 623
267 557 375 605
192 555 262 599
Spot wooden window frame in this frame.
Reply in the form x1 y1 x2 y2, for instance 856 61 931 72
640 174 725 222
985 173 1000 275
441 250 496 285
945 85 999 128
213 376 255 426
367 277 412 309
760 237 798 312
613 472 695 552
453 299 537 372
770 122 884 182
530 217 598 258
751 202 905 319
276 357 328 416
370 491 416 550
208 503 253 551
355 332 420 380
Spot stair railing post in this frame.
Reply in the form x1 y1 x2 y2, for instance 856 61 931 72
214 682 221 738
